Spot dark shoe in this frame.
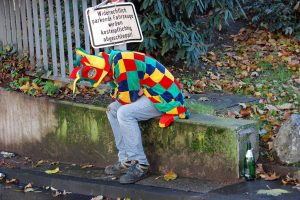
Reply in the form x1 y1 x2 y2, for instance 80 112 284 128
119 163 149 184
104 161 133 175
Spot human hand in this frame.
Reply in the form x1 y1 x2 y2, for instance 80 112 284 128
138 89 144 96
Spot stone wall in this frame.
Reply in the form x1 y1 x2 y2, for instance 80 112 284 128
0 88 258 181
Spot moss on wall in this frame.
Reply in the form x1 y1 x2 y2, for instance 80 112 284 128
54 102 116 158
141 119 238 162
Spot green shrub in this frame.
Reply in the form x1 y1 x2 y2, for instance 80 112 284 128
42 81 59 96
245 0 300 36
133 0 246 68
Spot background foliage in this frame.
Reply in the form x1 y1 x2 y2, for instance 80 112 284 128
131 0 246 68
245 0 300 38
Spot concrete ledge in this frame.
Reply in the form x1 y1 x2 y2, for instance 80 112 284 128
0 88 259 181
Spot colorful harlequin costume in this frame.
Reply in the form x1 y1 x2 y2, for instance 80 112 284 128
70 48 190 127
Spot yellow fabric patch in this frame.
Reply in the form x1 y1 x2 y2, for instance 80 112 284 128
118 60 126 74
179 113 186 119
166 107 179 115
93 71 108 87
153 95 162 103
143 88 151 98
159 123 166 128
121 52 134 59
87 55 105 69
118 91 131 104
98 52 105 57
150 68 164 83
134 52 145 56
75 49 87 57
110 89 118 99
164 69 174 81
143 73 149 79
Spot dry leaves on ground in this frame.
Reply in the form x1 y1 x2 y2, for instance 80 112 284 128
163 170 177 181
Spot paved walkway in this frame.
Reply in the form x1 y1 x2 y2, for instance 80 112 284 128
0 157 299 200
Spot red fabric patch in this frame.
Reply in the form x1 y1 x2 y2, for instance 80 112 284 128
142 77 156 87
69 67 81 79
80 56 90 67
123 59 137 71
159 114 175 127
159 76 173 89
177 106 186 114
117 73 127 82
118 99 128 105
174 79 181 90
81 66 91 78
148 96 161 103
102 52 111 72
134 53 145 62
79 66 103 82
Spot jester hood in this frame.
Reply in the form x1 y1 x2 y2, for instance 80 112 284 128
70 49 190 128
69 48 111 92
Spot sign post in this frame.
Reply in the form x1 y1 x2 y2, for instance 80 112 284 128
86 2 143 49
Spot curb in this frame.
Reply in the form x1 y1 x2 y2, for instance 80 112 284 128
0 167 204 200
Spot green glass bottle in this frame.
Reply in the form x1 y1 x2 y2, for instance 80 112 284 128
243 141 256 180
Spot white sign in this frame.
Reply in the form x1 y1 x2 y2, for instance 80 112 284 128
86 2 143 48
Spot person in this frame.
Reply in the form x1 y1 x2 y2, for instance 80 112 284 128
70 48 189 184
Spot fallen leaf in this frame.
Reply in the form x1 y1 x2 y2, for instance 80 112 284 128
5 178 19 184
24 187 35 193
281 174 299 186
23 183 35 192
81 164 94 169
240 107 251 118
238 103 247 109
45 167 60 174
256 163 265 175
19 82 31 93
91 195 104 200
228 111 240 118
34 160 47 167
53 80 65 88
198 97 209 101
267 141 273 150
257 189 290 196
31 82 42 92
24 183 33 190
292 184 300 191
260 172 280 181
276 103 294 110
50 161 59 165
164 170 177 181
265 104 279 112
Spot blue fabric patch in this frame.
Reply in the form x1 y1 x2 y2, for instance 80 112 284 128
175 93 184 104
113 53 123 65
137 71 145 79
145 64 155 75
146 88 158 96
129 90 140 102
161 91 173 102
118 80 129 92
156 62 165 73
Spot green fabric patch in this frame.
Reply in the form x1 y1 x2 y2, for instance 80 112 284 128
127 71 140 90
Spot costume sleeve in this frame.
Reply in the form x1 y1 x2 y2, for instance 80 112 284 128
112 60 141 104
108 81 118 100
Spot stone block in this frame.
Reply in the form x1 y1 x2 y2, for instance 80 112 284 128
274 114 300 164
0 89 258 181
